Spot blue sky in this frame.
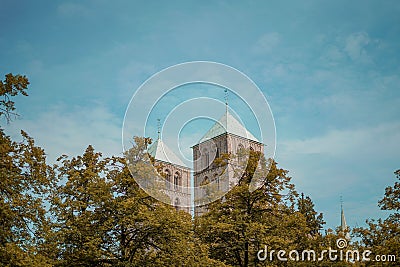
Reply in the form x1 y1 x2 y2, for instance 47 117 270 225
2 0 400 230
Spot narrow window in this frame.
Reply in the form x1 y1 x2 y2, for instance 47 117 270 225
174 172 181 190
174 198 180 211
237 143 244 163
165 169 171 189
202 148 209 169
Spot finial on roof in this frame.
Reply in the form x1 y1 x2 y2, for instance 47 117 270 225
340 195 350 239
157 119 161 140
224 88 228 113
340 195 343 211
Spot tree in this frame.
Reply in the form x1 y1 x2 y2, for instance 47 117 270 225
194 149 312 267
112 137 225 266
0 129 54 266
0 73 56 266
1 72 341 266
378 169 400 214
297 193 325 236
47 145 116 266
47 138 225 266
353 170 400 266
0 73 29 123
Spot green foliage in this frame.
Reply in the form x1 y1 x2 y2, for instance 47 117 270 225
297 193 325 236
0 129 54 266
48 145 116 266
0 73 29 123
44 138 223 266
353 170 400 266
194 149 311 267
378 169 400 213
6 73 397 266
114 137 224 266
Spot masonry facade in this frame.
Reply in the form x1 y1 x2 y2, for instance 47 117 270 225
149 110 263 216
148 138 191 213
192 111 263 216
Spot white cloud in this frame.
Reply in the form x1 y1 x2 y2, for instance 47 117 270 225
253 32 281 53
276 122 400 228
57 2 91 17
319 44 346 66
4 104 123 164
344 32 371 62
279 122 400 160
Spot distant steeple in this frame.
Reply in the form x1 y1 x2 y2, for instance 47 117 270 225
340 196 350 239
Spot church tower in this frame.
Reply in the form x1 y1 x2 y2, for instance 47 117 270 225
340 197 350 239
192 101 263 216
148 129 191 213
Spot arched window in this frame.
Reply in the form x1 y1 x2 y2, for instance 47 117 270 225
174 171 181 190
202 148 209 169
164 169 171 189
174 198 180 211
237 143 244 151
237 143 244 163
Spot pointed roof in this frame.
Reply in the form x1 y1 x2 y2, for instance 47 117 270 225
198 110 260 144
340 202 351 239
148 138 188 168
341 207 347 232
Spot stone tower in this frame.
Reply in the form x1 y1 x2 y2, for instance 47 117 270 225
192 109 263 216
148 137 191 213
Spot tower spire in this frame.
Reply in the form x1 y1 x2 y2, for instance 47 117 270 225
157 118 161 140
340 196 350 239
224 88 228 114
340 195 343 212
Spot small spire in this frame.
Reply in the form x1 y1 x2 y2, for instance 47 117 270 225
340 195 344 229
157 119 161 140
340 196 350 239
340 195 343 211
224 88 228 114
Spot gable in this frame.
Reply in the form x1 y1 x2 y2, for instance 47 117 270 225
198 111 259 143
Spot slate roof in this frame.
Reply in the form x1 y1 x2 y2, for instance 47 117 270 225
147 138 188 168
198 111 260 144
